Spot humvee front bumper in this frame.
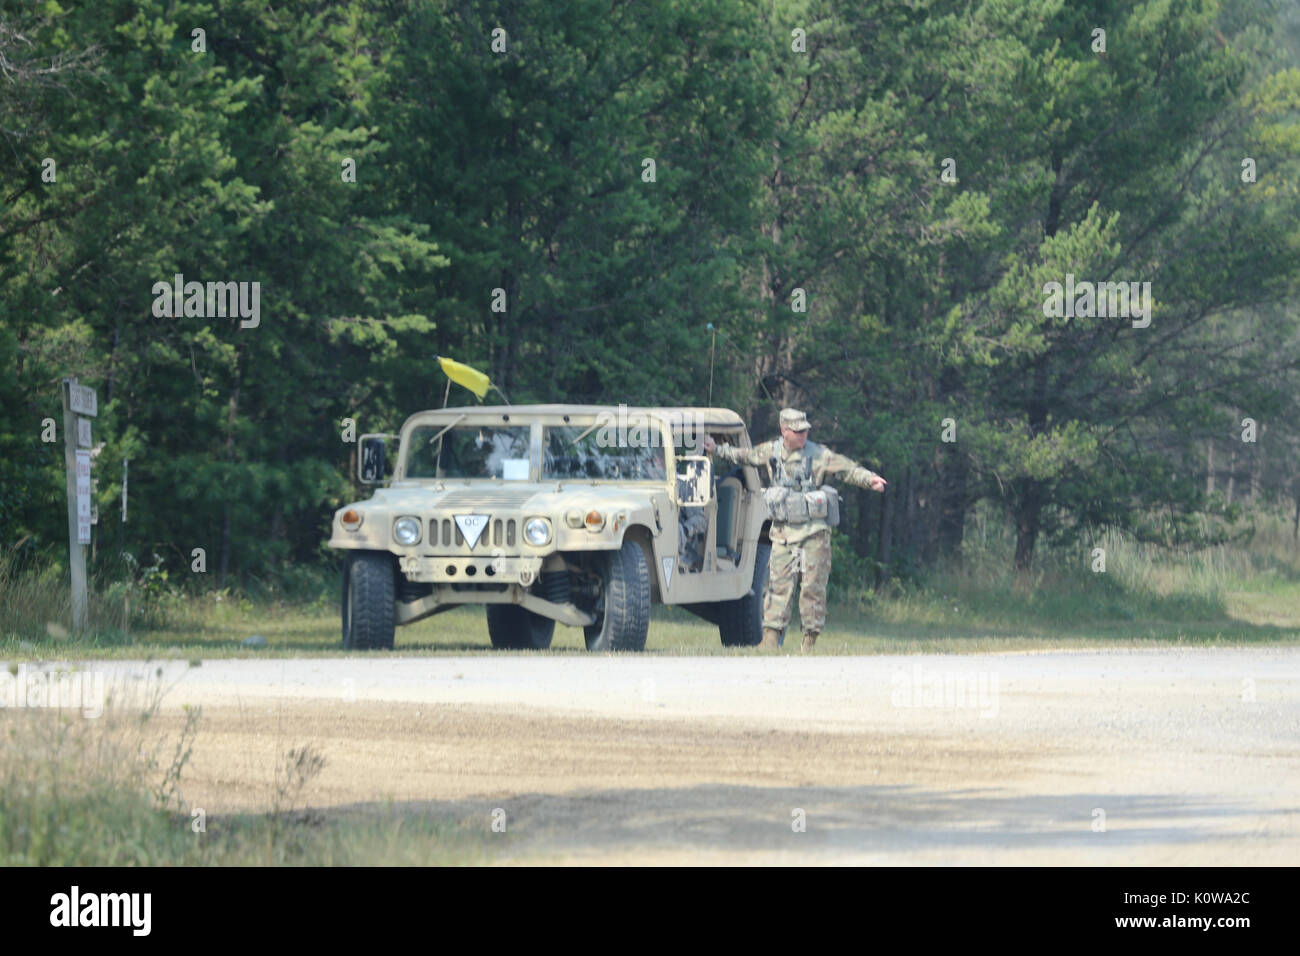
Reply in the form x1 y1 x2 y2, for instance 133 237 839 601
397 552 544 586
394 579 596 628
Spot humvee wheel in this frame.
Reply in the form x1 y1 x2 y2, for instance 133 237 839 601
342 551 396 650
487 604 556 650
718 542 771 647
583 540 651 652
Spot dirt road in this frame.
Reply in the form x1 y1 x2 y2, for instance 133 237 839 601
72 648 1300 863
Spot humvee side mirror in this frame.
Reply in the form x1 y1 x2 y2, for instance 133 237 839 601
672 456 712 507
358 434 399 484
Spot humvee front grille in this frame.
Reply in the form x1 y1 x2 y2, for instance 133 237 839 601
439 490 537 509
494 518 516 547
427 517 517 550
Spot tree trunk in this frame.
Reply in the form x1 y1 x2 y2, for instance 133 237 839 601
1012 158 1062 577
936 452 968 565
1013 478 1043 573
854 486 873 558
931 363 966 565
1206 439 1215 496
1249 430 1262 507
218 366 241 589
1226 442 1236 506
919 492 938 565
903 467 916 565
919 451 939 566
218 506 232 589
873 484 891 590
493 120 522 391
1014 358 1050 574
753 140 789 409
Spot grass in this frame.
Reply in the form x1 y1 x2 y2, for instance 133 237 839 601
3 510 1300 660
0 677 496 865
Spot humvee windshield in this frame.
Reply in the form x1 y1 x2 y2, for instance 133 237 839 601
544 425 665 481
406 424 531 479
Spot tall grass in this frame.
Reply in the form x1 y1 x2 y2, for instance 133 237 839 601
0 673 201 864
0 549 337 645
0 672 490 864
833 504 1300 633
0 550 135 643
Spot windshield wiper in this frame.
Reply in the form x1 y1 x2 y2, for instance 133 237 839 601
569 421 602 445
431 413 467 475
427 413 468 445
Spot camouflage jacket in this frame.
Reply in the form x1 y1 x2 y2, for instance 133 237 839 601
714 438 880 542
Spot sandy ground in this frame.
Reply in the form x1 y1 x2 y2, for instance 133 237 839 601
39 648 1300 864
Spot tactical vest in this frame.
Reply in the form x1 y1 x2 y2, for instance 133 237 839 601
763 441 841 527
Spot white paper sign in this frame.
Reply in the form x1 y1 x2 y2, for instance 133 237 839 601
502 458 529 481
75 449 92 544
75 450 91 493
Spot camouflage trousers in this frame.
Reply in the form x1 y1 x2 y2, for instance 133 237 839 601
762 528 832 636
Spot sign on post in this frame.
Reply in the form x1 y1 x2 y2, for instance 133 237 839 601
75 450 92 544
61 378 95 632
68 383 98 417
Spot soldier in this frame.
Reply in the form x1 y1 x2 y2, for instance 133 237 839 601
703 408 886 652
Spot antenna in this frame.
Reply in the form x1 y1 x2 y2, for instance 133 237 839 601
708 323 781 413
707 323 717 405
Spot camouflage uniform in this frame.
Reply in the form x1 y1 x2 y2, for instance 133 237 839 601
713 409 881 648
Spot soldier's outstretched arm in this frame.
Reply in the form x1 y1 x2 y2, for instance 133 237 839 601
709 436 773 466
821 448 885 490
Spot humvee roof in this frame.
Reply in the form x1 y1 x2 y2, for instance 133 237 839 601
401 404 748 429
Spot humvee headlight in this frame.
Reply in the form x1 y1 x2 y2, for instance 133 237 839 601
584 510 605 531
524 517 551 546
393 516 421 546
340 509 363 531
565 509 584 529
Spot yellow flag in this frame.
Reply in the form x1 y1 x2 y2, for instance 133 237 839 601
437 356 491 399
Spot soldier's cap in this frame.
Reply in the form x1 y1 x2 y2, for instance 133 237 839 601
779 408 811 432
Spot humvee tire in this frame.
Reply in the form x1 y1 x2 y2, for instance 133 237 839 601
342 551 396 650
584 539 651 652
487 604 556 650
718 541 771 647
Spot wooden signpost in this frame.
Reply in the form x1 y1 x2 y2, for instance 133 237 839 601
62 378 96 632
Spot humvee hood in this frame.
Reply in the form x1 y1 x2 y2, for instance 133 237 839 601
344 482 664 515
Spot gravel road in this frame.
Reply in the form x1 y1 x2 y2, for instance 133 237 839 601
40 648 1300 864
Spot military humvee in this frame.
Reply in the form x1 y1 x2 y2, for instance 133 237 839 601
327 405 772 651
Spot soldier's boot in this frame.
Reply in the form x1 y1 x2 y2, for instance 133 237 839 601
800 631 819 653
759 627 782 650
